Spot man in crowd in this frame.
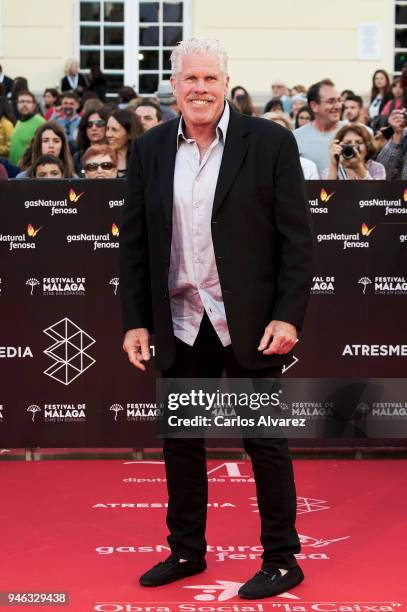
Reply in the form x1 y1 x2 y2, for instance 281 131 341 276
120 37 313 600
134 99 162 132
294 78 344 175
342 94 372 132
154 80 178 121
264 79 292 113
376 109 407 179
56 92 81 153
29 154 64 178
9 91 45 165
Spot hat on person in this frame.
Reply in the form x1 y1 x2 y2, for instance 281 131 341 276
155 81 176 105
292 93 307 105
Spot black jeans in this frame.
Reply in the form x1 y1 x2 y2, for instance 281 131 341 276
162 312 300 570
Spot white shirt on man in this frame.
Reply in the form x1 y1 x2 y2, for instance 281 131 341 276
169 102 232 347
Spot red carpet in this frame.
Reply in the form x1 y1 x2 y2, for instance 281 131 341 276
0 459 406 611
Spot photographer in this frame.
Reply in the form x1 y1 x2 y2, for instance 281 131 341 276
323 124 385 180
376 109 407 179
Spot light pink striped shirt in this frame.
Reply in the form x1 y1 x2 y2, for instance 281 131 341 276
169 102 231 347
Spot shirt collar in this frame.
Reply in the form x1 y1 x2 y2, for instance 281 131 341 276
177 101 230 150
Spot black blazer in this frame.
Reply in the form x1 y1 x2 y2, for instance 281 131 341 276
61 74 88 96
120 105 313 371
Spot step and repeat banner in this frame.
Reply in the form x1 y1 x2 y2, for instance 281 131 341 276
1 179 406 447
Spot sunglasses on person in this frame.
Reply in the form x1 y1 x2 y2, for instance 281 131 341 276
86 119 106 128
84 161 116 172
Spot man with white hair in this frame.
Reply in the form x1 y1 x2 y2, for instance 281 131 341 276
264 79 292 114
120 37 313 600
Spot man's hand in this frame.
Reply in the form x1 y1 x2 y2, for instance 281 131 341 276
123 328 150 371
257 320 298 355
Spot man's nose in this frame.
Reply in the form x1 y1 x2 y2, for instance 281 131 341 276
192 79 207 92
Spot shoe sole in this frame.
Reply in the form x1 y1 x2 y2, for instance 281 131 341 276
139 565 206 587
238 570 304 599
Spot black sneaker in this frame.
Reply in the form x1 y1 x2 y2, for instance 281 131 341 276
238 566 304 599
139 554 207 587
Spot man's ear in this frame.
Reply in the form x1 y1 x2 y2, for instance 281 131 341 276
170 75 177 96
224 74 230 97
309 100 318 114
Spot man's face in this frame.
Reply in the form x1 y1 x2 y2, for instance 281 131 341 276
170 53 229 131
35 163 63 179
312 85 342 126
135 105 160 131
62 97 79 118
17 95 36 117
343 100 361 122
272 83 286 99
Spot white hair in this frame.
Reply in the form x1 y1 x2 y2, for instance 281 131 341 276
64 57 79 75
170 37 228 76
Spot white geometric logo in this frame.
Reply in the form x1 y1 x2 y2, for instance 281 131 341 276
43 317 96 385
184 580 300 601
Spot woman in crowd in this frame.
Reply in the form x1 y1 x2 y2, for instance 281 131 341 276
230 85 255 113
118 86 138 109
290 93 308 120
291 84 307 96
230 85 250 102
106 109 142 177
229 85 256 115
232 93 255 116
43 88 61 120
369 69 392 121
323 124 386 180
294 105 313 129
82 144 118 179
74 107 108 175
380 77 406 118
17 121 74 178
61 58 87 98
0 97 15 158
262 111 293 130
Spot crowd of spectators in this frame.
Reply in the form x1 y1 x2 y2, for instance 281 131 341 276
1 58 407 180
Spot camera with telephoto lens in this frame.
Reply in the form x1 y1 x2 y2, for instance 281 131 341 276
341 144 360 160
